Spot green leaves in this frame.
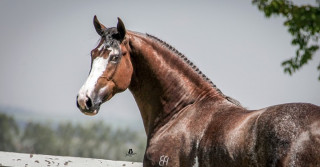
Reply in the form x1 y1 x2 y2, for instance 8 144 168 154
252 0 320 80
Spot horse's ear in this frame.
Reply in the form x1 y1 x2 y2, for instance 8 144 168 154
117 17 126 40
93 15 106 36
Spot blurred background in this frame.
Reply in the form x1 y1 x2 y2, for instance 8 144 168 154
0 0 319 162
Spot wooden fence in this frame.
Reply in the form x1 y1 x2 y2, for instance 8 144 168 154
0 151 142 167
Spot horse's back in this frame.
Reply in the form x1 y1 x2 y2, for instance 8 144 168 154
198 102 320 167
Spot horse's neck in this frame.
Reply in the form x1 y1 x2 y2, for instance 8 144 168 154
127 32 224 135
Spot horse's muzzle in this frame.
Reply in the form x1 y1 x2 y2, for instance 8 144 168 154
76 95 100 116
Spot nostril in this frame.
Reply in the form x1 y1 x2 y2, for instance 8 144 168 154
86 97 93 109
76 96 80 108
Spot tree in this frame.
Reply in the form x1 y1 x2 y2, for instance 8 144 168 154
0 113 146 162
21 122 58 154
0 113 19 151
252 0 320 80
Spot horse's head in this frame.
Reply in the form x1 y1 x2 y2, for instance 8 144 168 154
77 16 133 115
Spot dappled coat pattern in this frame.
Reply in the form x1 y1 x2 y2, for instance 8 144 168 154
76 16 320 167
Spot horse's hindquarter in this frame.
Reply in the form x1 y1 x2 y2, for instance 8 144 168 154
199 103 320 167
254 103 320 167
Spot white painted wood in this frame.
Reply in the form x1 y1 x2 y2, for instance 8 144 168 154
0 151 142 167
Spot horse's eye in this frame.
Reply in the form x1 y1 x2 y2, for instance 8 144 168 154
110 55 120 62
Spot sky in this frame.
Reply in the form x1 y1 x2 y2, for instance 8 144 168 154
0 0 319 131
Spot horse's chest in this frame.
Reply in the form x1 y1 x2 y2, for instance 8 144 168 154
145 124 198 166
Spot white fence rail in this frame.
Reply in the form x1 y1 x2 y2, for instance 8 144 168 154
0 151 142 167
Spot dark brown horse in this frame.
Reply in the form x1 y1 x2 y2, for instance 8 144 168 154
76 16 320 167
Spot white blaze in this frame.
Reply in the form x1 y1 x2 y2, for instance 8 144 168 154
78 56 109 99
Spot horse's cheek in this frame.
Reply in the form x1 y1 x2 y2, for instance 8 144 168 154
114 56 133 91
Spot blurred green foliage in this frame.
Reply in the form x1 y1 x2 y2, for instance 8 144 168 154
252 0 320 80
0 113 146 162
0 113 19 152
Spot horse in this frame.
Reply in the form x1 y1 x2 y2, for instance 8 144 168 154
76 16 320 167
